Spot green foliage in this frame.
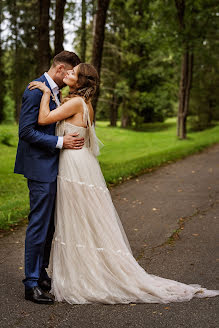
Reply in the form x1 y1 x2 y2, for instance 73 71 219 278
94 0 178 126
0 131 14 147
188 4 219 130
0 0 218 130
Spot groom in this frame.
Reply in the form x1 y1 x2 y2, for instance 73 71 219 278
14 51 83 304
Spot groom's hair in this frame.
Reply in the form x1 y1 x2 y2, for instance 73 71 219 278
52 51 81 68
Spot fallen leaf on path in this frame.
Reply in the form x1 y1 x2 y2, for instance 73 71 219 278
164 307 169 310
152 208 158 211
19 267 23 270
130 303 136 306
192 234 199 237
134 229 138 231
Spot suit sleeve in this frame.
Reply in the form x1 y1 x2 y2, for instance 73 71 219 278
19 87 58 152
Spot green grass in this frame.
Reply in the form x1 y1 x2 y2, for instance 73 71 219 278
97 119 219 183
0 118 219 230
0 124 29 230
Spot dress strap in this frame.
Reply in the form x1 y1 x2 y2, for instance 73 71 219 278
81 98 92 127
80 97 103 156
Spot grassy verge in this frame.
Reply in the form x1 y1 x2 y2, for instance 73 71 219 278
0 118 219 230
97 119 219 183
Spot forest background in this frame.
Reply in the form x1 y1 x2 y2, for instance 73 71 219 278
0 0 219 229
0 0 219 133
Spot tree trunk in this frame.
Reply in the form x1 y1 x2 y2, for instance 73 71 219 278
177 50 193 139
92 0 97 38
121 111 131 128
54 0 66 55
121 99 131 128
175 0 194 139
80 0 87 62
9 0 20 122
91 0 110 119
110 92 118 127
38 0 51 75
0 0 5 122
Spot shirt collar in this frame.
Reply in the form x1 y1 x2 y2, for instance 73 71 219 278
44 72 59 94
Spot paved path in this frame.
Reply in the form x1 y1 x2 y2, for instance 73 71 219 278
0 144 219 328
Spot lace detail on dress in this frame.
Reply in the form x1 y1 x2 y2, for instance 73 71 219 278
57 175 109 193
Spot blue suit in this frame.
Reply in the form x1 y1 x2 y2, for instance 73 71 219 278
14 74 59 289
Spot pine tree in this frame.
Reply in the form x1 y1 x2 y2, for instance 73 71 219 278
54 0 66 55
38 0 51 75
91 0 110 118
0 0 6 122
80 0 87 62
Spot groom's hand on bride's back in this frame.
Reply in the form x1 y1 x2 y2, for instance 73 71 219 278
63 134 84 149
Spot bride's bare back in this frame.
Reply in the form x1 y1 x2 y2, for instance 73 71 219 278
65 99 94 128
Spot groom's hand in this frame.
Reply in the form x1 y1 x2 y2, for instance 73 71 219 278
63 134 84 149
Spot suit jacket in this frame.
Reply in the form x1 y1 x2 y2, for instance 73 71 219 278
14 74 60 182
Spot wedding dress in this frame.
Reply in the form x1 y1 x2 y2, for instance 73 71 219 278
48 98 219 304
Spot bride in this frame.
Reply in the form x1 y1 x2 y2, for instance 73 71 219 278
28 63 219 304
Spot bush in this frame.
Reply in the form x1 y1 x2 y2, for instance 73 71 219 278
0 131 15 147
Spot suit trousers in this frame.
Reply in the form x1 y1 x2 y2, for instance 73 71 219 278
23 179 57 289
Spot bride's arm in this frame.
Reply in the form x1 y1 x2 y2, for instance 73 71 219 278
28 81 83 125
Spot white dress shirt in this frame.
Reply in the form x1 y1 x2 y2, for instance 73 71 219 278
44 72 63 149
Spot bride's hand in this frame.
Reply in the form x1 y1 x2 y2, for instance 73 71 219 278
28 81 51 94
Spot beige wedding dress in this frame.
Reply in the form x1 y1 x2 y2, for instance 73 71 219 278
48 97 219 304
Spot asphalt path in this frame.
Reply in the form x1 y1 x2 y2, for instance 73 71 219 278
0 143 219 328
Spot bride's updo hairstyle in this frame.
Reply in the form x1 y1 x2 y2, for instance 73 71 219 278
64 63 99 103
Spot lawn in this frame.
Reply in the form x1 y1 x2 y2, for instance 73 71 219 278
0 118 219 230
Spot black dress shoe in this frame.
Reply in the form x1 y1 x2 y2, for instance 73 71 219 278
25 286 54 304
38 278 51 292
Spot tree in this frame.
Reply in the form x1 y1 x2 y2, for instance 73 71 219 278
80 0 87 62
98 0 176 127
38 0 51 75
54 0 66 55
91 0 110 118
175 0 193 139
5 0 38 121
0 0 6 122
188 1 219 130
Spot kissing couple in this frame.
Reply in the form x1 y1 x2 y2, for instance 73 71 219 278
14 51 219 305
